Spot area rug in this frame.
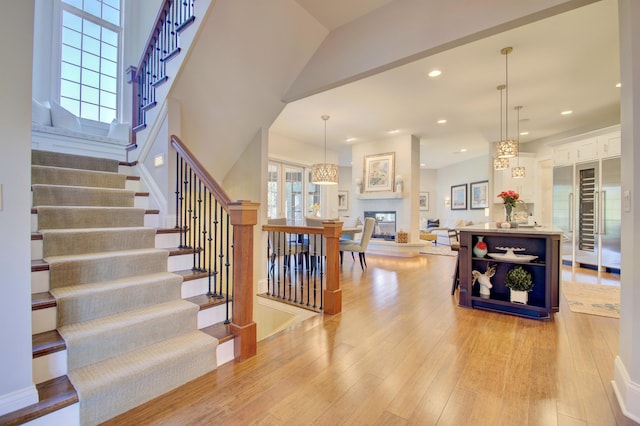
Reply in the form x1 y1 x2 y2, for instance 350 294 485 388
420 245 457 257
562 281 620 318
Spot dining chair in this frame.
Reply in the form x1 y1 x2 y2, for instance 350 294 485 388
339 217 376 270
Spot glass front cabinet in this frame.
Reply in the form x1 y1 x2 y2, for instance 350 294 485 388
458 228 561 319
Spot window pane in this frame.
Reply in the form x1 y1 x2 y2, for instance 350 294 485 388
103 0 120 10
102 27 117 46
61 62 81 82
82 34 100 56
100 74 116 92
101 43 117 62
102 4 120 26
82 85 99 104
60 97 80 116
61 79 80 99
100 90 116 109
101 58 117 77
62 28 81 49
81 68 100 88
61 45 81 65
63 10 82 32
84 0 102 19
81 101 99 121
83 19 100 39
82 51 100 72
100 107 116 123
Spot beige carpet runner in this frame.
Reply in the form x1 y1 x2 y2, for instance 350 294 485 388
33 150 218 425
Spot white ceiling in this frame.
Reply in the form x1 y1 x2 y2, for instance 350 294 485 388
271 0 620 169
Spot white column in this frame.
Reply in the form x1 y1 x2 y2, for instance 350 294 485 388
0 0 39 415
612 0 640 422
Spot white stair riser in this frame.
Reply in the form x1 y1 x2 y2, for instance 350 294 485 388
197 303 231 329
118 165 135 175
33 350 67 384
134 195 149 210
25 402 79 426
182 277 210 299
32 307 57 334
168 253 194 272
31 233 181 261
32 271 49 294
125 179 140 191
217 339 234 366
32 212 160 232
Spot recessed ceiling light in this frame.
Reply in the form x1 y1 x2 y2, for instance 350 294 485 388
428 69 442 78
345 137 357 142
520 131 529 136
616 82 621 88
387 129 400 134
437 119 447 124
460 148 468 152
561 110 573 116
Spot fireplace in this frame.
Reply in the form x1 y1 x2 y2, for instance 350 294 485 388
364 211 396 240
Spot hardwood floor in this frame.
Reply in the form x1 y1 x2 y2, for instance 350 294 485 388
105 254 636 426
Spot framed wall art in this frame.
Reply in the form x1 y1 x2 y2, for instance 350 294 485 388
469 180 489 209
419 192 429 210
338 190 348 210
451 183 467 210
363 152 395 192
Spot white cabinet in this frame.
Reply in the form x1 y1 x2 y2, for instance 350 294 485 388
553 143 575 166
598 133 621 158
575 137 598 162
493 153 536 203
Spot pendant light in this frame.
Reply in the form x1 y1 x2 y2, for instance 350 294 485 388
496 47 517 159
493 84 509 170
511 105 525 178
311 115 339 185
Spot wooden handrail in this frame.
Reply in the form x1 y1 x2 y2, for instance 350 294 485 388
171 134 231 211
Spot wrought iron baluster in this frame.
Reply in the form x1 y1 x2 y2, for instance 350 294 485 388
217 205 225 299
224 212 231 324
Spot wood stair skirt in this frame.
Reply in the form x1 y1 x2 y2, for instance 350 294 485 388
3 150 230 426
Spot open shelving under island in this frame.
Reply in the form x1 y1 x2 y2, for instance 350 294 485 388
458 224 562 319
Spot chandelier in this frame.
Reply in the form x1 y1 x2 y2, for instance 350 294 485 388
496 47 517 159
493 85 510 170
311 115 339 185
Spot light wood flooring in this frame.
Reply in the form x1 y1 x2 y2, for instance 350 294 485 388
105 254 636 426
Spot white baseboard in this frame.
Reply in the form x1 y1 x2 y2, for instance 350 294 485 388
0 384 38 416
612 355 640 423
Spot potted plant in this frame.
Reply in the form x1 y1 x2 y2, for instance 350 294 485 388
504 265 533 304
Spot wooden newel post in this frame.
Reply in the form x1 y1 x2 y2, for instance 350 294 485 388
322 221 343 315
228 200 259 360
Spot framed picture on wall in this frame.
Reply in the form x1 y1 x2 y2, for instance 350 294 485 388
469 180 489 209
419 192 429 210
338 190 348 210
363 152 395 192
451 184 467 210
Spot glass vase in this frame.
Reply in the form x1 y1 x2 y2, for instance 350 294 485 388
505 204 513 222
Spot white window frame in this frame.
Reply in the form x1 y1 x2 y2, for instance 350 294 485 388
51 0 123 124
268 160 323 224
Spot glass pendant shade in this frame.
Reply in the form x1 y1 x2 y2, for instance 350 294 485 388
511 166 526 178
497 139 518 158
493 157 509 170
311 115 339 185
311 163 339 185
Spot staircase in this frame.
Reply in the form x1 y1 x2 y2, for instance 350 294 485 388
13 150 234 425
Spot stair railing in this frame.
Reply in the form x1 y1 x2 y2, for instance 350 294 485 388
171 135 259 360
127 0 196 139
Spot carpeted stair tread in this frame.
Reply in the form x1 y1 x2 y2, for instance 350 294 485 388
32 184 135 207
41 227 156 257
46 248 169 288
68 330 217 426
51 272 183 326
37 206 145 230
32 150 119 172
32 165 127 189
59 299 199 370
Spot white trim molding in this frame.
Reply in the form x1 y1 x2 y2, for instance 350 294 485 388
613 356 640 423
0 384 38 416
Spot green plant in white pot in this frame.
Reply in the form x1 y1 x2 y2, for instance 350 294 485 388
505 265 533 304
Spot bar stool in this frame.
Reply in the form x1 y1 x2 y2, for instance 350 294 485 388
450 231 461 295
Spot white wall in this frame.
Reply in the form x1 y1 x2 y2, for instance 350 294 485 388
436 154 491 224
419 168 438 223
0 0 39 415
